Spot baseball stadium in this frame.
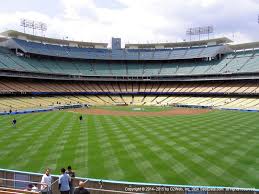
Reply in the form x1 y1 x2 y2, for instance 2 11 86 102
1 27 259 194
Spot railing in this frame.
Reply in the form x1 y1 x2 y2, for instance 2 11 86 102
0 168 258 194
0 177 46 194
0 187 39 194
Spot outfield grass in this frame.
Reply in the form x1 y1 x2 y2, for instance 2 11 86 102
0 108 259 188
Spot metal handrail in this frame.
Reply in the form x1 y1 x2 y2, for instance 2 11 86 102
0 178 46 186
50 178 59 186
0 186 39 194
0 168 258 192
77 187 144 194
0 177 50 193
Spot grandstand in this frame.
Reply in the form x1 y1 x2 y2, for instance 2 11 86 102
2 29 259 192
0 30 259 112
1 78 259 111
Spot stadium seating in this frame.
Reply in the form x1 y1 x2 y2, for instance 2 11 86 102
95 62 111 75
2 38 259 112
110 62 127 75
12 38 227 61
143 62 161 76
3 93 259 112
159 63 178 75
2 79 259 96
2 46 259 76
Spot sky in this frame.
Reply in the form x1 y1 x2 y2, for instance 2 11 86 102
0 0 259 47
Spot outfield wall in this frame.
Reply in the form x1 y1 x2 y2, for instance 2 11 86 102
0 168 257 194
174 104 259 112
1 104 259 116
0 104 88 115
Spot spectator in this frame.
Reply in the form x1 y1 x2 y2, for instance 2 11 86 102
24 183 33 191
59 168 71 194
66 166 75 194
31 184 39 192
25 184 39 192
74 181 90 194
41 168 52 194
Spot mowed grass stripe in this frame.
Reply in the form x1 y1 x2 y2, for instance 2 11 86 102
182 111 259 187
125 116 215 185
72 113 89 176
121 116 210 185
7 112 68 172
93 115 125 180
110 116 166 183
0 109 259 188
102 116 150 182
87 115 109 179
118 116 187 183
0 112 54 166
99 115 148 181
0 113 46 141
162 112 256 186
42 112 77 171
8 112 67 171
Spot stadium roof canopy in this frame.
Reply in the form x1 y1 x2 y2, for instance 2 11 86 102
0 36 8 43
0 30 108 49
1 37 231 60
229 42 259 50
125 37 233 49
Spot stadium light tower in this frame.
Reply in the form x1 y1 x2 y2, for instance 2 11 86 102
186 26 214 41
20 19 47 36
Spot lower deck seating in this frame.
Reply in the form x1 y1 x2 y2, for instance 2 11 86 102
2 95 259 112
1 79 259 96
1 78 259 111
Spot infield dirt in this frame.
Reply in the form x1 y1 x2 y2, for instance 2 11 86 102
69 108 210 116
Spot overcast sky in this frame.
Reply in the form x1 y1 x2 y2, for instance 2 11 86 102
1 0 259 46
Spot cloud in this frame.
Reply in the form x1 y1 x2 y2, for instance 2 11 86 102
94 0 127 9
0 0 62 17
0 0 259 46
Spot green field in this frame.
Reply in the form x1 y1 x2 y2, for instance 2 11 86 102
0 107 259 188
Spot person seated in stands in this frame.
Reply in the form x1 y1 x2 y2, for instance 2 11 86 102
31 184 39 192
74 181 90 194
25 183 38 192
25 183 33 191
